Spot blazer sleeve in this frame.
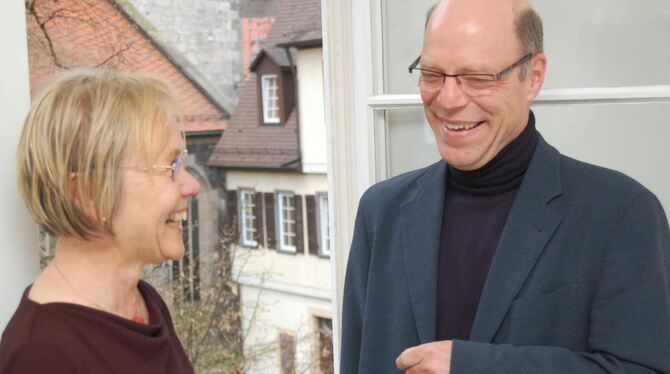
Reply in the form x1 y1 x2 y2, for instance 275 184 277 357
451 191 670 373
340 198 372 374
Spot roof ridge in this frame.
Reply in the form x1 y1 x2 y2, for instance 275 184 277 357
110 0 235 116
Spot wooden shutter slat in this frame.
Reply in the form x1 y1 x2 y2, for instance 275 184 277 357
265 192 276 250
295 194 304 255
226 190 239 243
253 192 264 248
306 195 319 255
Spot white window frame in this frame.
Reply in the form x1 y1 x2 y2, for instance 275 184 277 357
239 189 257 247
276 191 297 253
261 74 280 124
317 192 331 257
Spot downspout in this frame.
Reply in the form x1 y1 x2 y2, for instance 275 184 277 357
282 46 302 172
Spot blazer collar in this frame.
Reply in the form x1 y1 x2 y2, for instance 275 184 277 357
400 160 448 343
469 136 563 342
399 137 563 344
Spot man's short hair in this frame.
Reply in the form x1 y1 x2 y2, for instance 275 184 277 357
18 69 181 239
425 2 544 55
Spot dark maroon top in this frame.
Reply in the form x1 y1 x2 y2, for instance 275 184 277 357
0 280 194 374
436 112 538 341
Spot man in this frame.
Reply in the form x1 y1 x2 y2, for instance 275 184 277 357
340 0 670 373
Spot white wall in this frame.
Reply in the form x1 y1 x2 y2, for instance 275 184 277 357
228 169 332 372
239 284 331 373
0 1 40 329
297 48 328 174
226 170 328 194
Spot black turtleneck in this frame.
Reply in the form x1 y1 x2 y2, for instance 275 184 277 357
436 111 538 341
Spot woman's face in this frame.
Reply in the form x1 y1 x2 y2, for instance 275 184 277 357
111 127 201 264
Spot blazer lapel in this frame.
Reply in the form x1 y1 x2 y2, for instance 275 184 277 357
400 161 448 344
469 138 564 343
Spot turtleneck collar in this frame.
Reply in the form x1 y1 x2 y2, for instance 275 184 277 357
447 111 538 196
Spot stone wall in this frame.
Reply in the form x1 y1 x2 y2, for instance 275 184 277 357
130 0 242 103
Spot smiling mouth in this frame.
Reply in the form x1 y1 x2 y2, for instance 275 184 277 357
443 121 484 131
167 211 187 225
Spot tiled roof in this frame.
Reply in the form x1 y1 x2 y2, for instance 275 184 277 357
207 76 300 169
276 30 322 48
249 47 292 69
26 0 229 134
208 0 322 170
265 0 322 46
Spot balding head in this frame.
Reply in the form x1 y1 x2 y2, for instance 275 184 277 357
415 0 547 171
425 0 543 57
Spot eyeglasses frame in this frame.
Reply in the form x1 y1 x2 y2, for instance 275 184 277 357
408 52 535 93
121 149 187 182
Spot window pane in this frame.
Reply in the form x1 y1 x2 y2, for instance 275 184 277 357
533 102 670 213
317 318 334 374
381 104 670 215
381 0 670 94
262 75 280 122
382 0 434 94
383 109 440 177
279 332 296 374
536 1 670 88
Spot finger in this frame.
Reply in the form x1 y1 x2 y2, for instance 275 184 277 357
396 346 422 370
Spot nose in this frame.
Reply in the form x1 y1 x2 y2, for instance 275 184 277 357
435 76 469 110
180 169 201 197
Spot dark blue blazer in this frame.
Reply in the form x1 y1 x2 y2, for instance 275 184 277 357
341 138 670 373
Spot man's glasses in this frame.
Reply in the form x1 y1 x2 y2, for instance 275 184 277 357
408 53 534 97
121 150 187 182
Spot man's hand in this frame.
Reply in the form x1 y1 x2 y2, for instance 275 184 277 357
395 340 453 373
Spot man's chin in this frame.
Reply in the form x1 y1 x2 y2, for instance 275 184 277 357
440 150 486 171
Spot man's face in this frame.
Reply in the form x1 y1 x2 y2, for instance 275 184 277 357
420 0 546 170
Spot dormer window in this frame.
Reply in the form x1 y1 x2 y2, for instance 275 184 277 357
261 74 280 124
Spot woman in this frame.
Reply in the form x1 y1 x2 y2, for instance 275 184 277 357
0 69 200 373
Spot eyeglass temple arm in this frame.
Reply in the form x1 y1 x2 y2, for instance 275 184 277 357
408 55 421 73
494 53 534 80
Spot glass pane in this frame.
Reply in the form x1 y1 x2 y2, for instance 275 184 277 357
381 0 670 93
537 0 670 88
384 109 441 177
532 102 670 213
382 0 435 94
381 104 670 215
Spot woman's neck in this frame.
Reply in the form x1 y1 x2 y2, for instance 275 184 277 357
31 235 148 322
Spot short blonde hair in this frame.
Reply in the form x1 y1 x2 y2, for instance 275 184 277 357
18 69 181 239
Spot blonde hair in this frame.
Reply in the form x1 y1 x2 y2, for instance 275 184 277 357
18 69 181 239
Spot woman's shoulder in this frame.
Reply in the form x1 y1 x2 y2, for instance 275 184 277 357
0 287 76 372
138 279 174 321
138 279 167 307
0 336 75 373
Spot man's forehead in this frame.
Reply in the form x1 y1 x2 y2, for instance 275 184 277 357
427 0 526 32
423 0 525 59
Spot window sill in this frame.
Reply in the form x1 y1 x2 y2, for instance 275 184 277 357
277 247 298 255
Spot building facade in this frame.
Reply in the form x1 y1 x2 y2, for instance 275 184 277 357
209 0 332 371
128 0 241 107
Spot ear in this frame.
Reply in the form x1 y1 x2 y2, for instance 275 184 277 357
526 52 547 102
